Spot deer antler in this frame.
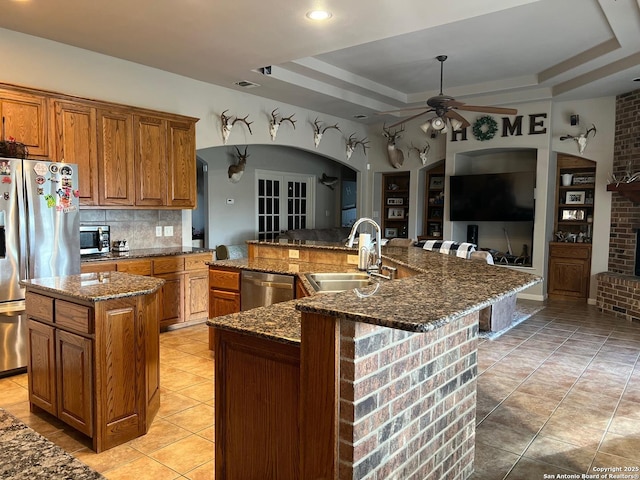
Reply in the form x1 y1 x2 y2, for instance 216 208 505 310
221 109 232 125
347 134 370 155
232 115 253 134
323 123 341 134
382 123 405 139
585 124 597 138
280 114 296 129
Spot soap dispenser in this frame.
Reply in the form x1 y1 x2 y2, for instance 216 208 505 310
358 233 371 271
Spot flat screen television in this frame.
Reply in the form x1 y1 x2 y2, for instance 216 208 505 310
450 172 535 222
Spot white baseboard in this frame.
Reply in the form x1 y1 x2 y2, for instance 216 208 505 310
516 292 545 302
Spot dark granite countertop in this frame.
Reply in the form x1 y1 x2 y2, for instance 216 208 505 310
207 241 541 342
0 408 104 479
21 272 165 302
81 246 214 262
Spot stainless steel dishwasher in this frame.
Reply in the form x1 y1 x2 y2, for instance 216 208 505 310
240 270 295 311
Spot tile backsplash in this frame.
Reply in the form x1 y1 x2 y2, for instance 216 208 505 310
80 209 182 250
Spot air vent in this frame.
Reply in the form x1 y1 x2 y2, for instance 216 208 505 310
234 80 260 88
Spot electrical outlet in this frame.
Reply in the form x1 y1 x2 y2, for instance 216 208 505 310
164 226 173 237
155 226 162 237
288 249 299 259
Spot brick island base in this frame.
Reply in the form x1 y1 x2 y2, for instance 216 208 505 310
301 310 478 479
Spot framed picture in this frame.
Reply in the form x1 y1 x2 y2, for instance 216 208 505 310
384 227 398 238
561 209 586 221
429 176 444 190
388 207 405 219
387 197 404 206
565 191 585 205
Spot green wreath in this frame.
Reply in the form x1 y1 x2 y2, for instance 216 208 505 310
472 115 498 141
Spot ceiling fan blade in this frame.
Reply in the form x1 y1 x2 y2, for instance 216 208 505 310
387 109 434 129
456 105 518 115
376 105 433 115
444 110 470 129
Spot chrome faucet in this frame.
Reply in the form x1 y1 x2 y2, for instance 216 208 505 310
347 217 382 271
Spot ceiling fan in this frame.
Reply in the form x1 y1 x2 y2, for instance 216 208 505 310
380 55 518 132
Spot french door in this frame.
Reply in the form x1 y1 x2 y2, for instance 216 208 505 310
256 171 315 241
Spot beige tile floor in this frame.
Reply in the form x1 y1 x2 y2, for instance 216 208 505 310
472 300 640 479
0 299 639 479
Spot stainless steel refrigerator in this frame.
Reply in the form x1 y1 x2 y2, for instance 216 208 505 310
0 158 80 376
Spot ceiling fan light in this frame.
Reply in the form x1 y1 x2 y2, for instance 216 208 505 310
431 116 446 131
419 121 431 134
449 118 463 131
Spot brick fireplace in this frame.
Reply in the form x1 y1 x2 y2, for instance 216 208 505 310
597 88 640 321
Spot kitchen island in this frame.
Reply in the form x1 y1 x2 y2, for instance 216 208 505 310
21 272 164 453
208 240 541 479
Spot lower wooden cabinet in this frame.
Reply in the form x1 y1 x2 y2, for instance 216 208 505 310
26 289 160 452
81 252 211 329
158 272 186 329
214 328 300 479
548 242 592 299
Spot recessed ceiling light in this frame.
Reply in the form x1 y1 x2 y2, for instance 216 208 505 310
306 10 332 21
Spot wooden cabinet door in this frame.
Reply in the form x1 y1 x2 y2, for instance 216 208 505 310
27 320 57 415
166 120 196 208
188 269 209 321
158 272 186 328
134 115 167 206
97 109 135 206
215 330 300 480
211 289 240 317
51 100 99 205
0 90 48 156
56 329 93 437
549 256 589 298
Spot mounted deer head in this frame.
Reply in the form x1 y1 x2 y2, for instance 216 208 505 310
269 108 296 141
228 145 249 183
409 141 431 166
220 110 253 144
312 118 341 148
560 124 596 154
346 134 370 160
382 124 405 169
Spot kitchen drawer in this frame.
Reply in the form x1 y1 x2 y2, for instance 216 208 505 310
185 253 211 271
117 259 152 275
55 300 93 334
26 292 54 322
549 243 591 259
81 262 117 274
153 256 185 274
209 268 240 291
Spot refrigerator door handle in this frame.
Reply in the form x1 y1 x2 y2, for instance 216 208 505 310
15 161 29 280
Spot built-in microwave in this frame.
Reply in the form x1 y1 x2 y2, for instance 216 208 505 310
80 225 110 256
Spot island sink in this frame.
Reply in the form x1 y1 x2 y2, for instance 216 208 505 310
305 272 373 293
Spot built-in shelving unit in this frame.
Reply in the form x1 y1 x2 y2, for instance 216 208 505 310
554 154 596 239
381 172 410 238
549 153 596 300
422 163 445 240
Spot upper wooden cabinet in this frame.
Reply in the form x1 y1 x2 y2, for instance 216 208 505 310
97 108 136 206
0 89 48 157
50 100 99 205
167 120 197 208
2 82 198 209
135 115 168 207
